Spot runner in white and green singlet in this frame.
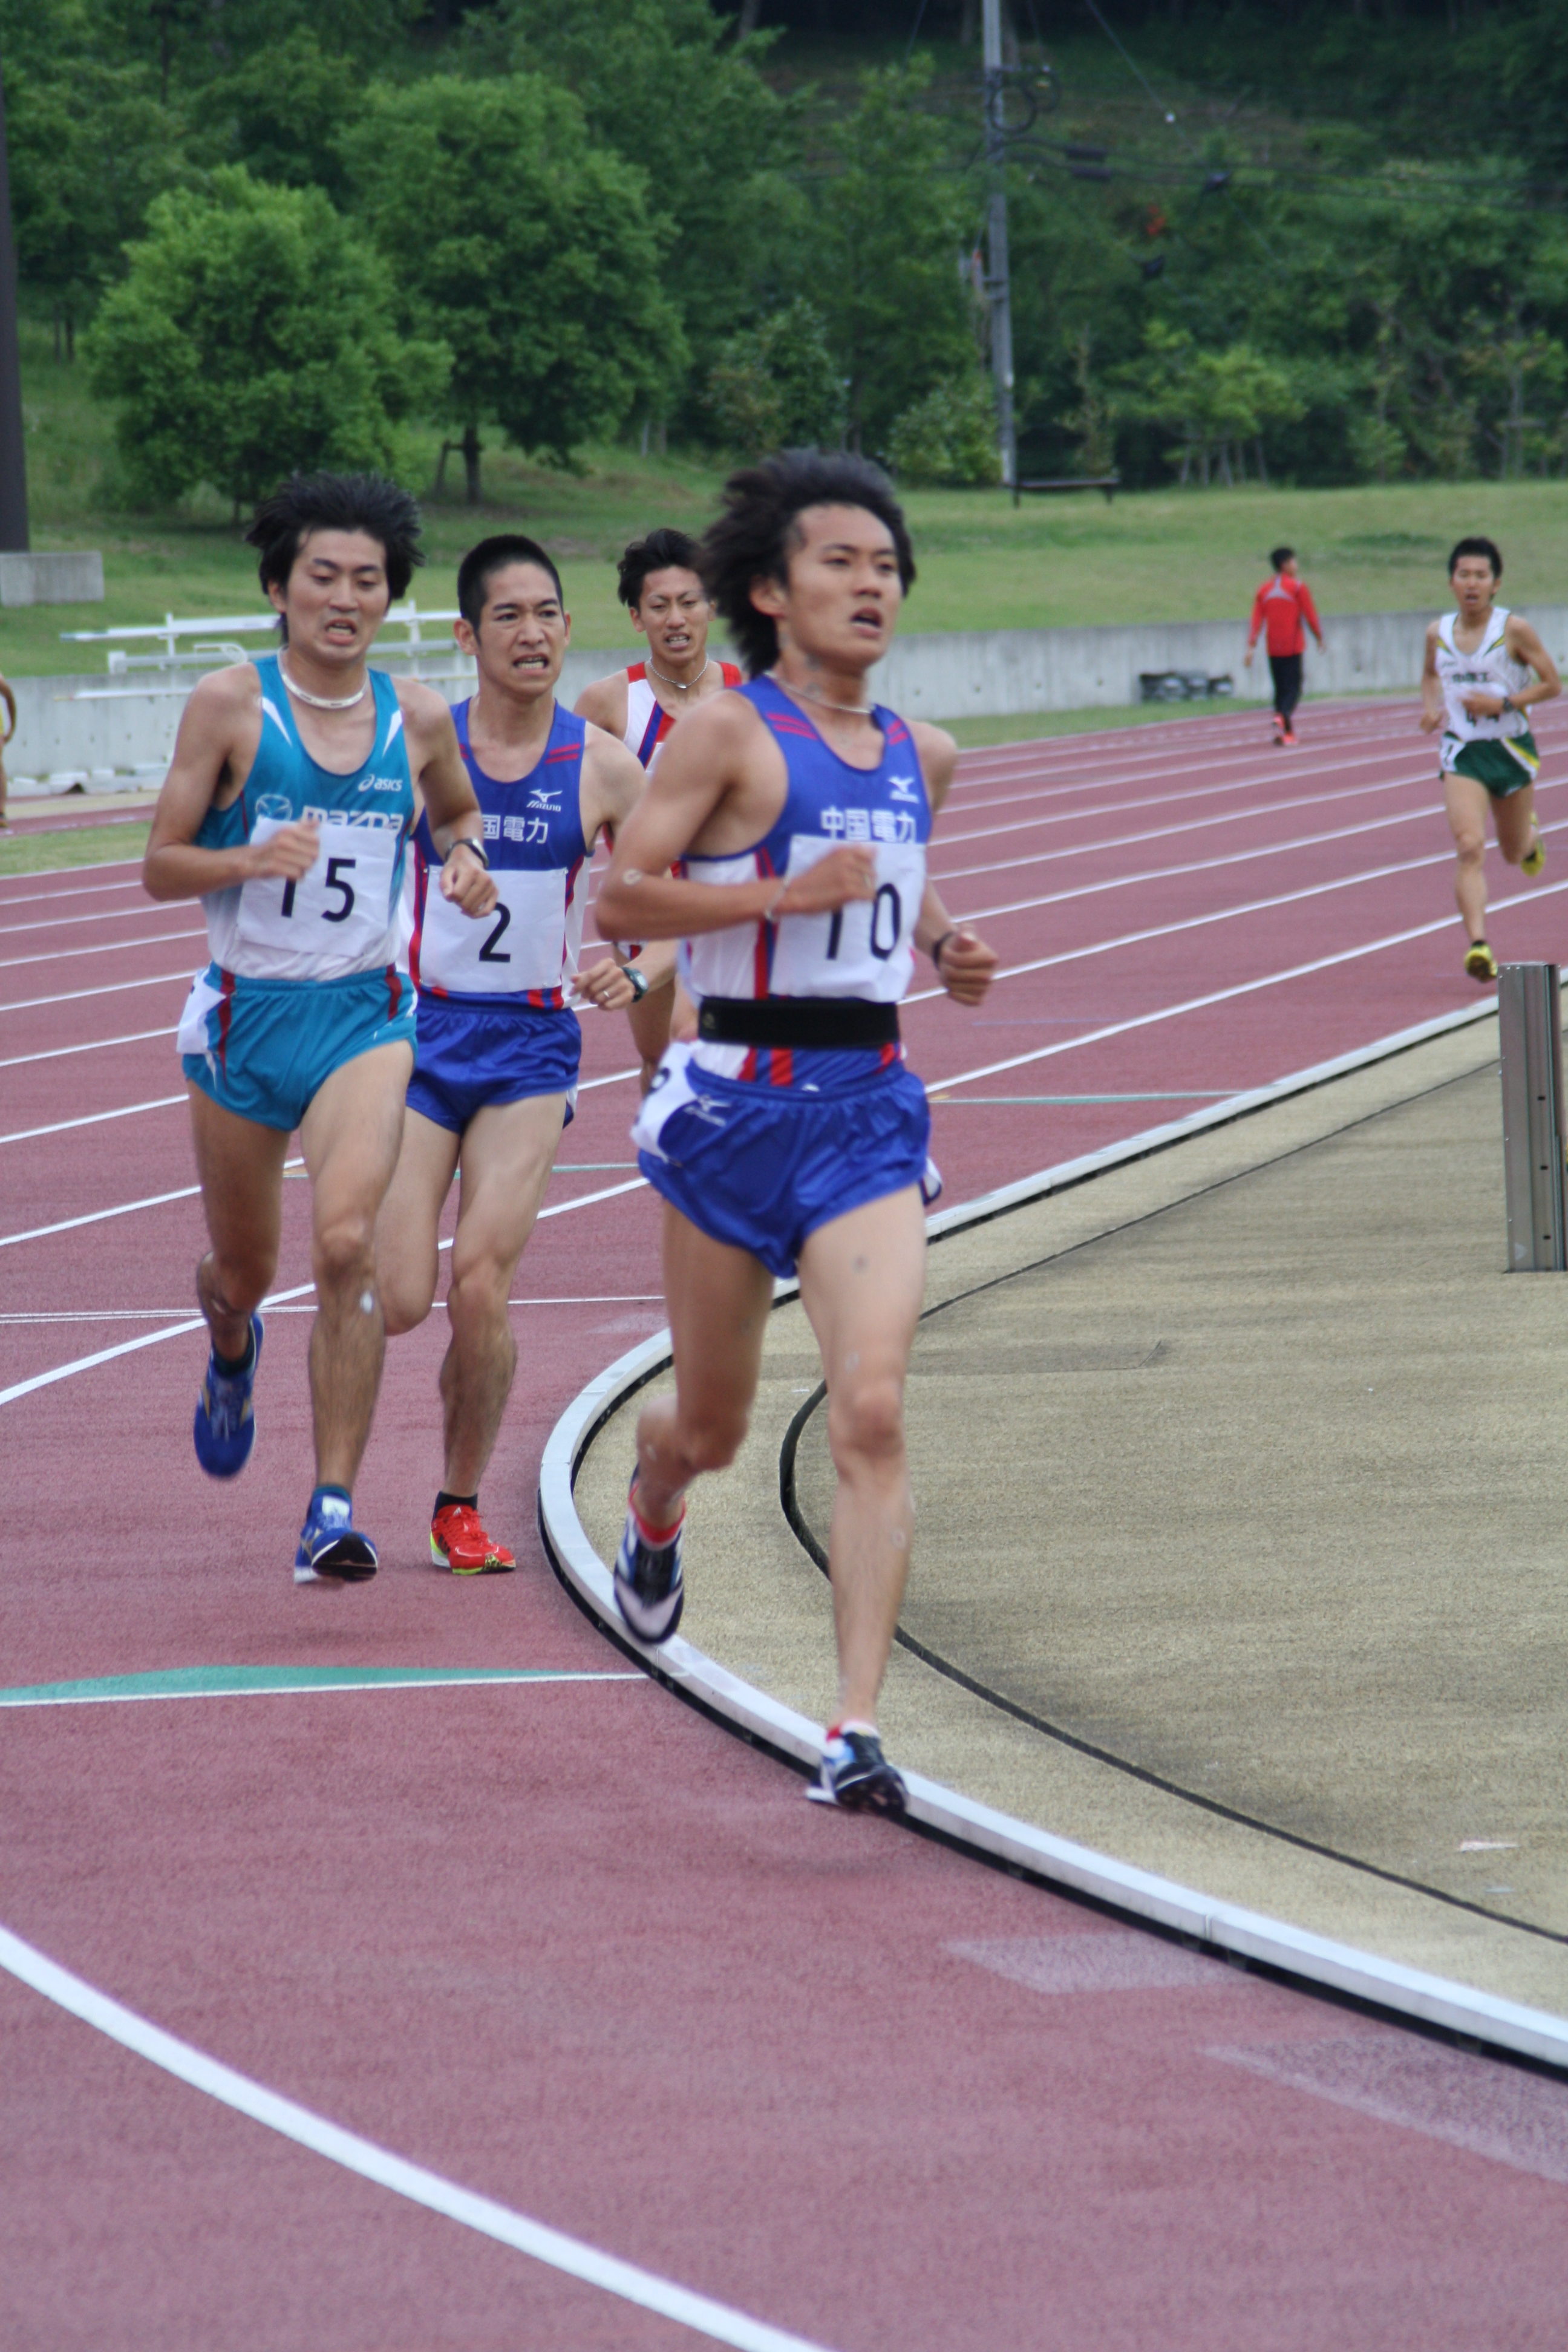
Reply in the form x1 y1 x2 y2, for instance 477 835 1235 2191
1420 535 1561 982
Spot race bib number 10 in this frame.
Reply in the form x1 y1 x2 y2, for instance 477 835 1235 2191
236 817 399 961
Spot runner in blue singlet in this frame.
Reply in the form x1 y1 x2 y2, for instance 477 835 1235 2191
143 472 497 1586
596 451 999 1816
376 535 670 1576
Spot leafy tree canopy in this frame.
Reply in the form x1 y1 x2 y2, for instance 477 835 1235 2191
83 168 448 508
342 73 686 483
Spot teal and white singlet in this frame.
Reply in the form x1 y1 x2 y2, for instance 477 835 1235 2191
177 655 419 1130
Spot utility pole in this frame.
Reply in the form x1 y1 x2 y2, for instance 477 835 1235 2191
981 0 1017 493
0 53 28 552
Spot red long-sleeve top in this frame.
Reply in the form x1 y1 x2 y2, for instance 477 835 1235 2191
1249 573 1322 658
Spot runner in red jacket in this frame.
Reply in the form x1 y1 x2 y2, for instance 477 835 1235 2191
1244 547 1325 746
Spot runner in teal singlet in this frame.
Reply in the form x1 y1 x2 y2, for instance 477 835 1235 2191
143 473 497 1585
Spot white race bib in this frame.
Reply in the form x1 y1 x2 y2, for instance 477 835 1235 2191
236 817 399 965
766 834 926 1001
417 865 573 996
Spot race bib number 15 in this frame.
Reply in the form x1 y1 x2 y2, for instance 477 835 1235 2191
236 816 398 960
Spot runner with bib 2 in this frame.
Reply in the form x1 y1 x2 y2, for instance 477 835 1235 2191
377 535 671 1579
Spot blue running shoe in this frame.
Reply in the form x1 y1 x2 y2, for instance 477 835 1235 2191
613 1476 685 1644
293 1488 379 1586
192 1315 263 1479
806 1728 907 1816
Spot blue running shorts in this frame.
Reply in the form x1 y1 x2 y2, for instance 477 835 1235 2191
179 962 416 1133
633 1049 931 1280
405 994 581 1134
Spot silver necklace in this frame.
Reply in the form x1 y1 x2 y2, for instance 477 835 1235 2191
770 670 874 719
279 656 368 712
646 656 713 694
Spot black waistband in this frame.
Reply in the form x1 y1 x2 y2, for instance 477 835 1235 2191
696 996 900 1050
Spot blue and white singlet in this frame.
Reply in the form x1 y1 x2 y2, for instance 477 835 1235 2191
190 652 414 984
408 699 589 1008
679 675 931 1088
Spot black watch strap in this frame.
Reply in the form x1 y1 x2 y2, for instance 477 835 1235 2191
451 834 489 869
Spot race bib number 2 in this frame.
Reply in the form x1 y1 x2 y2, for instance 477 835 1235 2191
236 816 399 961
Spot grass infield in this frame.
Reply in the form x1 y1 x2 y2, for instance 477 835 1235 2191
8 327 1567 678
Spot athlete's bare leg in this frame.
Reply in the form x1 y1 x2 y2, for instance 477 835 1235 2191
377 1109 463 1338
1444 770 1495 941
297 1040 413 1490
1445 771 1540 942
439 1093 564 1491
796 1188 927 1726
632 1204 776 1518
1493 779 1540 871
187 1088 290 1357
627 974 675 1095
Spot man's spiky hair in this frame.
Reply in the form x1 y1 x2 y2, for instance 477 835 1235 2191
698 449 915 678
246 471 425 605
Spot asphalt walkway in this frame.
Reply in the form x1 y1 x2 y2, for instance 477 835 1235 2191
577 1014 1568 2024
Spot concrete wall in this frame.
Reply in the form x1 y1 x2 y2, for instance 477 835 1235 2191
0 552 105 609
13 607 1568 786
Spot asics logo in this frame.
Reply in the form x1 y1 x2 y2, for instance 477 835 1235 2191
888 776 919 801
356 776 404 793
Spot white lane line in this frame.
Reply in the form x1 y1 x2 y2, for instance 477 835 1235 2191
0 926 203 973
935 750 1436 845
943 733 1423 811
0 855 145 894
0 1922 836 2352
0 1176 649 1401
1 1295 669 1324
0 1025 177 1071
0 969 195 1014
946 840 1453 937
0 1094 186 1148
920 881 1559 1094
2 903 172 939
930 789 1453 895
0 1183 203 1251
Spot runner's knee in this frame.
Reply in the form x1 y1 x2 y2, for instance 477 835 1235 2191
312 1208 376 1293
1454 826 1485 866
828 1373 906 1469
675 1405 748 1475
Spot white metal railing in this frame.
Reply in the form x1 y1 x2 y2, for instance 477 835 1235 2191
59 600 472 701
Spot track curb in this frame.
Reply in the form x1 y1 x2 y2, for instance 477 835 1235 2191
538 995 1568 2071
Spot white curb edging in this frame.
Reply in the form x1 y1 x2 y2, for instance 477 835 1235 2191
538 1000 1568 2071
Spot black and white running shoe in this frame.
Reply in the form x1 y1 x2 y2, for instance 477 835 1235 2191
613 1480 685 1644
807 1728 908 1815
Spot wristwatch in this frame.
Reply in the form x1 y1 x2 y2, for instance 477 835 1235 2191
626 965 650 1001
450 834 490 869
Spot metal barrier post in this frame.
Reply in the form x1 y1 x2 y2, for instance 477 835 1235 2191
1498 962 1567 1270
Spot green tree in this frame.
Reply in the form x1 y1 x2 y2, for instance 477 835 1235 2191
887 381 1001 487
705 300 844 457
343 74 684 495
813 65 979 457
477 0 792 385
1116 322 1302 486
4 11 185 354
83 168 446 509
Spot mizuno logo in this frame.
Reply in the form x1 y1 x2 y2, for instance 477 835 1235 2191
888 776 919 801
528 790 562 812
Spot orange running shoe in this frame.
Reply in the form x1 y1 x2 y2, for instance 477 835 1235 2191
430 1502 515 1575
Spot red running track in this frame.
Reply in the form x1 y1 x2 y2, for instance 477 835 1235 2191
3 696 1568 2348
